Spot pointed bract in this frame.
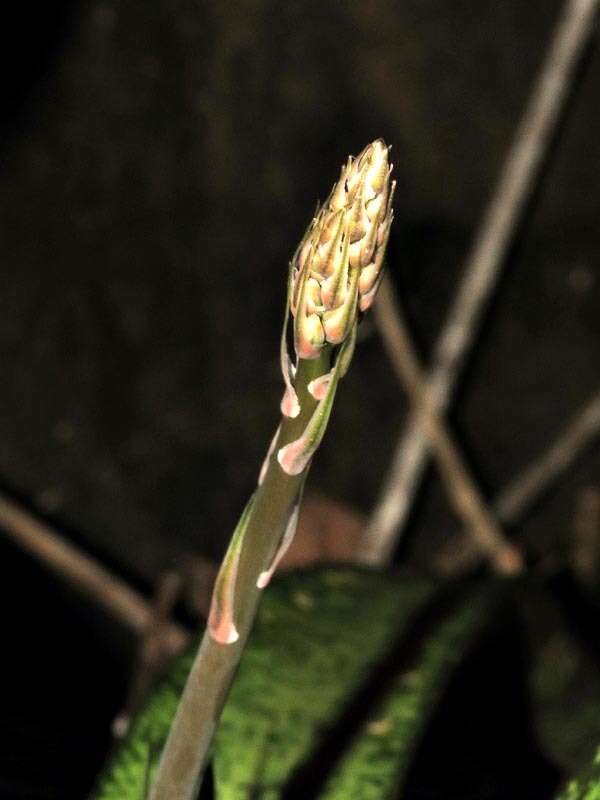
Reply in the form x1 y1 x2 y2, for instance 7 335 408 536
208 496 256 645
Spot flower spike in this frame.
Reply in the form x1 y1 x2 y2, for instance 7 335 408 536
148 141 394 799
289 140 394 360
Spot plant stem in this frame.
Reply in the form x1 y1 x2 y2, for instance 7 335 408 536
148 351 330 800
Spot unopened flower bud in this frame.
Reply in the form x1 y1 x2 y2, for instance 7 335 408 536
290 139 395 359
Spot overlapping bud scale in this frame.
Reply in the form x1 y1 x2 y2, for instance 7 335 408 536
291 140 395 360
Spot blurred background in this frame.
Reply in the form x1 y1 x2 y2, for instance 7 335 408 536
1 0 600 797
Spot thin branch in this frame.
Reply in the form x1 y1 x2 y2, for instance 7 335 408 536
433 389 600 574
0 491 188 655
373 272 600 571
113 570 186 739
494 390 600 523
373 274 522 573
571 485 600 586
358 0 600 565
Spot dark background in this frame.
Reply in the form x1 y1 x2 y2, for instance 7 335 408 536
1 1 600 797
2 0 600 577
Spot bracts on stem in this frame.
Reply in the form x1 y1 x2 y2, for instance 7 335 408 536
148 140 394 799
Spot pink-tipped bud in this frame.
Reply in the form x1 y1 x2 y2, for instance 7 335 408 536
290 140 394 359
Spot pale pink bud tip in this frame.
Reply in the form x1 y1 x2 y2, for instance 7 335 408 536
281 386 300 418
308 373 332 400
277 436 310 476
257 501 300 589
209 620 239 645
256 571 270 589
208 602 240 644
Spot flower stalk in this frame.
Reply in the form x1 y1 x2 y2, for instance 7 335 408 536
148 140 394 799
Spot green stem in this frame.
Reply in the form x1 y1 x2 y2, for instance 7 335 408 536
148 350 331 800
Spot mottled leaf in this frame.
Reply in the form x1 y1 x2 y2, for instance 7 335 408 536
92 568 495 800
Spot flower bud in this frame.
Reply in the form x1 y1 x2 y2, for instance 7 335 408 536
291 139 395 359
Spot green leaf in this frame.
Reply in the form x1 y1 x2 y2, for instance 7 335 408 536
92 567 496 800
526 590 600 773
555 748 600 800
